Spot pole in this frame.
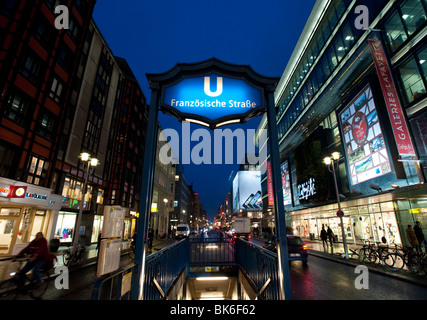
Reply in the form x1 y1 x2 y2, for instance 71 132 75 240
131 85 160 300
72 161 90 255
331 160 349 259
265 86 292 300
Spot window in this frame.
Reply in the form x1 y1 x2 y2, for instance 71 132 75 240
20 51 43 83
27 156 48 185
1 0 18 17
33 15 55 48
49 77 64 103
400 0 427 36
382 0 427 54
68 17 80 40
4 90 30 125
37 109 56 140
57 44 73 72
0 142 15 177
397 56 426 104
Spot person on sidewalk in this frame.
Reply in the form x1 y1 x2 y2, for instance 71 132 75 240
414 221 426 252
327 226 334 247
148 229 154 250
406 225 419 251
320 225 328 250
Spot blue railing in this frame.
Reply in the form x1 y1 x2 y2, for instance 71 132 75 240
235 239 280 300
91 264 137 300
92 236 281 300
143 239 189 300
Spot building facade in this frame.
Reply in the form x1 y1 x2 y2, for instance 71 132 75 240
0 0 96 253
260 0 427 247
0 1 153 253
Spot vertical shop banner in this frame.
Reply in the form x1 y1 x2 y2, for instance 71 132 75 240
266 161 274 206
368 39 416 156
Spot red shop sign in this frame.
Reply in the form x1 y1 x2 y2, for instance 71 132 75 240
368 39 416 156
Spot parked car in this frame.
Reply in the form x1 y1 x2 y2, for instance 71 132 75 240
263 235 308 266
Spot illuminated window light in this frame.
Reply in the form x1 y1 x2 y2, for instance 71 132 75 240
196 277 228 281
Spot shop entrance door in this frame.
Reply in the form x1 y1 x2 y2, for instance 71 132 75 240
0 218 19 254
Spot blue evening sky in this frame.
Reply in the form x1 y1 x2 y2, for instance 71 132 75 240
92 0 316 219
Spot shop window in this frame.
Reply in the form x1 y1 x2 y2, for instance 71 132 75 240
396 57 426 104
0 208 20 216
55 212 76 243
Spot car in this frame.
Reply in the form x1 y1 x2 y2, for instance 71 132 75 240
263 235 308 266
175 224 190 239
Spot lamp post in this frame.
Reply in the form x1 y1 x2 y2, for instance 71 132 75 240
324 152 349 259
72 152 99 255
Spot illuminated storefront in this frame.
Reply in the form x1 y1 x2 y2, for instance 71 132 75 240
0 178 62 255
258 0 427 247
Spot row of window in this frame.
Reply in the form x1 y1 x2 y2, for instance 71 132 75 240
382 0 427 55
277 0 427 143
277 12 363 140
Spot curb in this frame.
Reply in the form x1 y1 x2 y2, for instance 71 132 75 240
307 249 427 289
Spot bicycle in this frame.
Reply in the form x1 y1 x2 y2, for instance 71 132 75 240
384 244 405 271
0 257 53 300
363 242 396 270
62 243 86 267
403 246 427 276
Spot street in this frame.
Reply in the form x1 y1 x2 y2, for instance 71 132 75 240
4 236 425 300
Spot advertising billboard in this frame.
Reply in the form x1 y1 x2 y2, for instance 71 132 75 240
339 85 392 186
280 161 292 206
232 171 263 213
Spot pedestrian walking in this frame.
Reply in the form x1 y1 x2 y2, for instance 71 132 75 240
148 228 154 250
406 225 419 250
327 226 334 247
320 225 328 249
414 221 425 251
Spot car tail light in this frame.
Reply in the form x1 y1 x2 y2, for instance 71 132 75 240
303 244 308 250
248 234 252 239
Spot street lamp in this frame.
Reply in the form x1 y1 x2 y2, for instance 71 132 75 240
323 152 349 259
72 152 99 254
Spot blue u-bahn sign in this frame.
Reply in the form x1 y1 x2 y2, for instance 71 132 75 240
162 74 263 126
153 59 269 129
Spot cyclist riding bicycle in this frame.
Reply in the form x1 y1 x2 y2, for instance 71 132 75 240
14 232 50 286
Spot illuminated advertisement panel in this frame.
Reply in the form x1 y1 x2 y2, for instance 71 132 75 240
339 85 392 186
232 171 262 213
280 161 292 206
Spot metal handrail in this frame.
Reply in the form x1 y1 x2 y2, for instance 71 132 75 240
91 263 136 300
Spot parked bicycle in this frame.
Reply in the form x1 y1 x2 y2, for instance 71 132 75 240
403 246 427 276
62 243 86 267
0 257 54 300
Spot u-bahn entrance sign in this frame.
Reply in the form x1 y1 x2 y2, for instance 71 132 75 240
131 58 292 300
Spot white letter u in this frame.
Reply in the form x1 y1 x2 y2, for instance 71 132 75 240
204 77 223 97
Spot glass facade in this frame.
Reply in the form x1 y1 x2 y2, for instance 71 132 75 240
274 0 427 247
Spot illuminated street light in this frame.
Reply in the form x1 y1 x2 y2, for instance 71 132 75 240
324 152 349 259
72 152 99 255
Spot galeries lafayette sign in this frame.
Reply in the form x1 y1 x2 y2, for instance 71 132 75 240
369 39 416 156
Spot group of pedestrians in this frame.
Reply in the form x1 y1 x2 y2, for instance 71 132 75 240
406 221 426 252
320 225 335 249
